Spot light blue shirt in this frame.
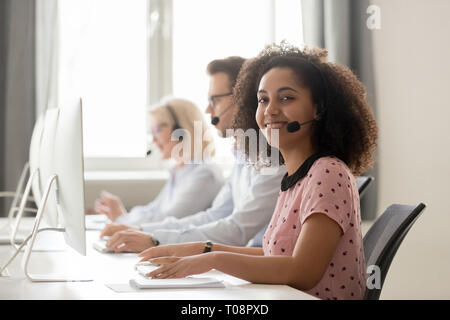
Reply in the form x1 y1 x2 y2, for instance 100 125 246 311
115 163 224 226
141 163 286 247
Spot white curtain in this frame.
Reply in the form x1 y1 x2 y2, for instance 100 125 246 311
35 0 59 115
301 0 351 65
0 0 36 214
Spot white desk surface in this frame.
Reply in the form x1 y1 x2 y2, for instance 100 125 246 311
0 218 317 300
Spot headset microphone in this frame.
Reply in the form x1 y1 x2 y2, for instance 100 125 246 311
211 116 220 126
286 119 316 133
211 105 233 126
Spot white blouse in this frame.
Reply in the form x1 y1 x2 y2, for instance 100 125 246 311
115 163 224 226
140 163 286 247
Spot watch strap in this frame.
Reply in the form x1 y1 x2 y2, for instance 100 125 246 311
203 240 213 253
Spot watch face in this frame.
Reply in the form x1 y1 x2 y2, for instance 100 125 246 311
150 235 160 246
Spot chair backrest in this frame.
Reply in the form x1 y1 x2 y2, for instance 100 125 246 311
363 203 426 300
356 176 374 199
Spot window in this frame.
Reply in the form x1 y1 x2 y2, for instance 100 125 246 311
172 0 303 164
59 0 148 159
57 0 303 170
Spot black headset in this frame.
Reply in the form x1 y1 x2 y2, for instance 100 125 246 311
166 104 183 141
146 104 183 157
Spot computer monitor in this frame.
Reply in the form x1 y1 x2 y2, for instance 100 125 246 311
37 108 60 228
7 113 51 247
53 98 86 256
3 113 43 228
0 114 44 246
29 112 44 207
21 98 89 281
10 109 61 248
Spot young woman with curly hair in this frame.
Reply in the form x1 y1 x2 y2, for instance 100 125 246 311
138 43 378 300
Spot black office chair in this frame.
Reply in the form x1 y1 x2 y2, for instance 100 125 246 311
363 203 426 300
356 176 374 199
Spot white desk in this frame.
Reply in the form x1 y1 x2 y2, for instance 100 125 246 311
0 218 316 300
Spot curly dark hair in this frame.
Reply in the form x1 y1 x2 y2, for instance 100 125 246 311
232 42 378 176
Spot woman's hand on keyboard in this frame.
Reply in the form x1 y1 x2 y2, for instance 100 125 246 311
100 223 140 238
143 254 214 279
138 242 204 262
106 230 153 253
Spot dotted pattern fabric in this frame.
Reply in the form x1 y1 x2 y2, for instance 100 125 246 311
263 157 366 300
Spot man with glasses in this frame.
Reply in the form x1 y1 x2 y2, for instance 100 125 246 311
102 56 286 252
205 57 241 133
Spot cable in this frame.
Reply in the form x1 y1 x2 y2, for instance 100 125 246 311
0 227 64 276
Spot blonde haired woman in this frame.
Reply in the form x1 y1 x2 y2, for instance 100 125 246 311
96 97 224 252
149 96 216 164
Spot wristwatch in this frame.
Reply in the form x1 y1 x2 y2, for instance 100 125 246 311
150 234 160 247
203 240 213 253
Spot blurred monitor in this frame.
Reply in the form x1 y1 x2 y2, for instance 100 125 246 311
29 113 44 208
38 108 60 228
21 99 88 281
53 98 86 255
5 113 46 246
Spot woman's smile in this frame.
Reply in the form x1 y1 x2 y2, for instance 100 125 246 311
264 121 288 129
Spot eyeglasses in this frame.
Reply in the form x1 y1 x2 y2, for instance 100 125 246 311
208 93 232 110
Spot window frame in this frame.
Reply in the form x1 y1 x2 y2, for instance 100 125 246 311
84 0 172 172
84 0 283 172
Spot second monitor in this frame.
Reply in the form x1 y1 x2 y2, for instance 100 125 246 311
20 98 88 281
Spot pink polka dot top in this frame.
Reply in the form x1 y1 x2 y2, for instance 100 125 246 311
263 156 366 300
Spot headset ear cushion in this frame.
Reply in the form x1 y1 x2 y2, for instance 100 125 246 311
172 124 184 141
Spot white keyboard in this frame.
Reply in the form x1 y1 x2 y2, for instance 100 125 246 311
92 239 112 253
134 262 160 277
92 238 136 253
130 276 225 289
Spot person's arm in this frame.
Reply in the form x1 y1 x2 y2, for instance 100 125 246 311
115 183 167 226
95 191 127 221
215 213 342 288
138 241 263 261
103 174 234 251
139 167 235 234
142 166 224 223
149 165 285 246
146 213 342 291
212 243 264 256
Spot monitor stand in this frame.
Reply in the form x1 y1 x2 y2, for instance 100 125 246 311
9 165 38 249
20 174 92 282
0 162 33 234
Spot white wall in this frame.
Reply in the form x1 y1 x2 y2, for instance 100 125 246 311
371 0 450 299
84 172 167 214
